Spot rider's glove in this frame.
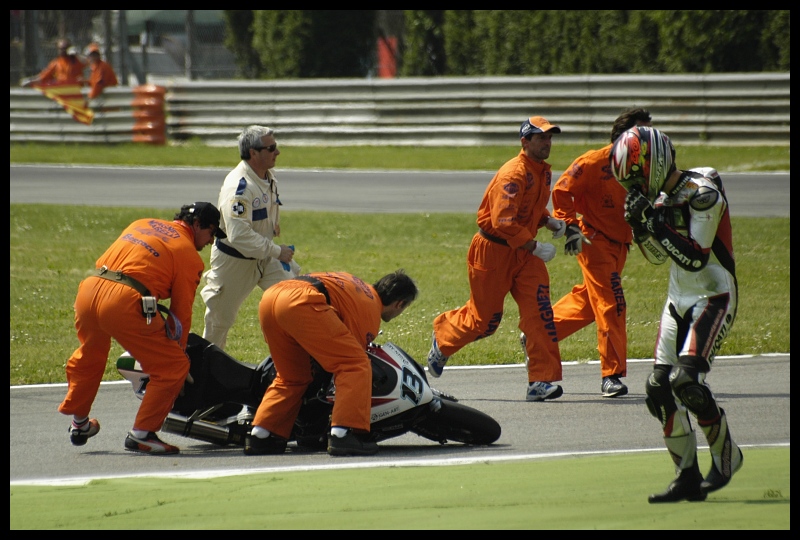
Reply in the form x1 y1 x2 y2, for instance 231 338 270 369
532 241 556 263
624 189 653 226
545 217 567 239
630 221 652 244
564 224 592 256
625 190 666 236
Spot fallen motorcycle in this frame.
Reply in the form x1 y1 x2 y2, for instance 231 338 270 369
117 332 501 451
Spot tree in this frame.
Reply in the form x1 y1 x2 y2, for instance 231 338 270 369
401 10 446 76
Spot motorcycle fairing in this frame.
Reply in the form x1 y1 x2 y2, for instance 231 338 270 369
329 342 435 423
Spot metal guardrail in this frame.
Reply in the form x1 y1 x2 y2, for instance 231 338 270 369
10 73 790 146
10 87 139 144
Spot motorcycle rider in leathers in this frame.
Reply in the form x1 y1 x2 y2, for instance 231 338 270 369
610 126 743 503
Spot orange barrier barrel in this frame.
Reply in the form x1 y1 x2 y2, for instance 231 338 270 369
377 36 397 78
131 84 166 145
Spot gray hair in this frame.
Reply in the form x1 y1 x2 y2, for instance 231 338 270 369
238 125 274 160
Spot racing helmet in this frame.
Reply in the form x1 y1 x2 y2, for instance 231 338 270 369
610 126 676 199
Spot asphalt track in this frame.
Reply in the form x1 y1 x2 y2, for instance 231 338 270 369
9 166 790 485
8 165 790 217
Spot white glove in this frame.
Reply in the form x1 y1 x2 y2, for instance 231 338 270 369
545 217 566 239
532 241 556 262
564 224 592 256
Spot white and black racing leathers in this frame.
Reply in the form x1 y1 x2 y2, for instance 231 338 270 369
637 167 742 499
647 167 737 369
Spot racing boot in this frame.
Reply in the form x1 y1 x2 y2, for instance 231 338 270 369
699 408 744 494
648 432 706 503
648 459 707 503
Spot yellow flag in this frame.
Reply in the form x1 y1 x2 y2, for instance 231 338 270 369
33 82 94 125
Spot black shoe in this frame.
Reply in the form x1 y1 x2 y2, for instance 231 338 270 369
648 461 707 503
601 375 628 398
69 418 100 446
327 430 378 456
244 433 287 455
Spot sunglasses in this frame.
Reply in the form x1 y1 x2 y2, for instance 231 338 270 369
253 143 278 153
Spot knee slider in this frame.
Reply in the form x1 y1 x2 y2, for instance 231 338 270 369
669 366 715 417
645 366 674 421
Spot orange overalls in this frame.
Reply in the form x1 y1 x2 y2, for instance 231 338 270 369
87 59 118 99
551 145 632 377
36 55 86 85
433 150 562 383
253 272 383 438
58 219 204 432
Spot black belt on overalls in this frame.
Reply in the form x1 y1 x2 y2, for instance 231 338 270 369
479 229 509 246
293 275 331 304
94 265 151 296
215 238 256 260
93 266 182 341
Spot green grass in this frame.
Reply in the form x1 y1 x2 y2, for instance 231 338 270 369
9 141 791 172
10 447 790 529
9 143 790 530
9 142 791 384
9 205 790 385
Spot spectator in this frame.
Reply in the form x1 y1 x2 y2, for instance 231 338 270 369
85 43 118 99
245 270 418 456
426 116 567 402
201 125 301 351
611 126 743 502
549 107 653 398
21 38 86 87
58 202 226 455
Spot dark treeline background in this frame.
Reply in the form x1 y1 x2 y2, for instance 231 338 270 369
224 10 790 78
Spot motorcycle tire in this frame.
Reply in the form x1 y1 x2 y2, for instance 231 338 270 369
411 399 501 445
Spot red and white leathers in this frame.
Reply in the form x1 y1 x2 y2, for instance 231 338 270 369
201 160 299 349
551 144 632 378
640 167 742 490
432 149 562 383
59 218 204 433
253 272 383 438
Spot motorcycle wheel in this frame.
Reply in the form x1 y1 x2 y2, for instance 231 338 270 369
411 399 501 445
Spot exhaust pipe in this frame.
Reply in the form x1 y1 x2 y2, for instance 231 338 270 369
162 413 248 446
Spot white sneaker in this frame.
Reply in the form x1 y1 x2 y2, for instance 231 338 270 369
526 381 563 402
426 331 449 378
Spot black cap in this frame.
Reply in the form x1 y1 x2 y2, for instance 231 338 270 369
519 116 562 138
188 202 226 239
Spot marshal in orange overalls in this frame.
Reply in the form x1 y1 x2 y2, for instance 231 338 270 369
58 218 206 433
253 272 384 438
432 149 563 383
551 145 632 379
